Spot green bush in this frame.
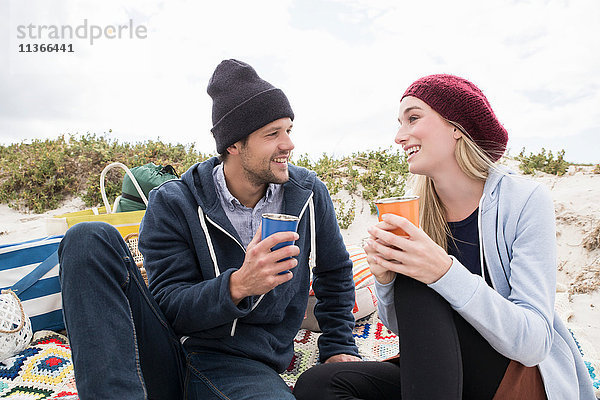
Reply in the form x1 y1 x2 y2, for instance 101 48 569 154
334 198 356 229
0 134 210 212
1 136 410 230
294 147 409 218
517 147 569 176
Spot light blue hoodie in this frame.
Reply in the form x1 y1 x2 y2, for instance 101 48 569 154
375 166 595 399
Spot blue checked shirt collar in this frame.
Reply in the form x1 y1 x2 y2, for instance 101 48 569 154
212 163 283 248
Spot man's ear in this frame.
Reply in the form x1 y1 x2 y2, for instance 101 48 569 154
227 143 240 155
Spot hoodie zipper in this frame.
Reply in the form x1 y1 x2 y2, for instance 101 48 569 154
477 193 497 291
206 215 246 254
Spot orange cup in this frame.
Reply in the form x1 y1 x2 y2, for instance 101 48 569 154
374 196 420 236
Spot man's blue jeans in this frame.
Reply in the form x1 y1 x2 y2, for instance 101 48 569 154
59 222 185 399
185 350 295 399
59 221 296 400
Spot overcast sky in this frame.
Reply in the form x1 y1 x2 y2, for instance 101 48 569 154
1 0 599 163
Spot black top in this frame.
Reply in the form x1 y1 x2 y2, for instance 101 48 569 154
447 208 492 286
447 208 510 399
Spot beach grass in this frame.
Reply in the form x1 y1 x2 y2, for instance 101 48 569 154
0 135 592 218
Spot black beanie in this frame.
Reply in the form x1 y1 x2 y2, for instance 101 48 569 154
207 59 295 154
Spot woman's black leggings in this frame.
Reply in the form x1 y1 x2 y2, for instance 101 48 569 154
293 274 509 400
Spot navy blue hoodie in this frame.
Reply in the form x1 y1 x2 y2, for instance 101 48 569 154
139 157 358 372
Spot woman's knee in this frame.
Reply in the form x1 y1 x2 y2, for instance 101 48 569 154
294 364 338 399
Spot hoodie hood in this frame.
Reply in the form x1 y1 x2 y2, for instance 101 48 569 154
481 165 517 213
181 157 221 212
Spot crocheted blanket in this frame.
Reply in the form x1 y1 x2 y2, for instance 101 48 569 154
0 331 77 399
1 313 599 399
281 312 399 388
0 314 397 399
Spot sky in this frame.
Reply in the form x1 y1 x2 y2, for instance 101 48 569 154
1 0 599 164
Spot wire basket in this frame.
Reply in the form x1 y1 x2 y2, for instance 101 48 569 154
124 233 148 286
0 289 33 360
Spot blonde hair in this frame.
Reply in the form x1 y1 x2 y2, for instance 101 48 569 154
412 123 497 250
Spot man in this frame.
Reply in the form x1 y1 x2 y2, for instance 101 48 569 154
59 59 359 399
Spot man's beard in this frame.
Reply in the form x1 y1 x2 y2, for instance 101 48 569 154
240 151 289 186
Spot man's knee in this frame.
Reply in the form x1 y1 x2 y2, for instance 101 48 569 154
59 222 127 277
62 222 121 247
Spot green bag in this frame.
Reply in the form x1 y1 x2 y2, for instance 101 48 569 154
116 163 179 212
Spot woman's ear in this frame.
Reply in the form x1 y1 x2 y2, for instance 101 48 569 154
452 126 463 140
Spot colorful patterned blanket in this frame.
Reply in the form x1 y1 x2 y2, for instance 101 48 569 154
0 314 397 399
281 312 399 388
0 331 77 399
1 313 598 398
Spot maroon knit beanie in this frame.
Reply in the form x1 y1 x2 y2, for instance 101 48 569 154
402 74 508 161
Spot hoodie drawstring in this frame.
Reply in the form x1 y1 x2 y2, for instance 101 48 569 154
298 193 316 272
198 206 220 279
199 206 242 335
199 206 242 336
308 196 316 271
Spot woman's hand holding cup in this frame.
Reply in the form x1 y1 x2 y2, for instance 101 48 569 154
364 214 452 285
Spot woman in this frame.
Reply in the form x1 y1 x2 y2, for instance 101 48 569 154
293 74 595 399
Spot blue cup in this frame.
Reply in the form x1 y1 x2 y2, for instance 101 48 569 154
261 213 299 274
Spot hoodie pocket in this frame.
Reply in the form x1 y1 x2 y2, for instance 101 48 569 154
245 280 301 324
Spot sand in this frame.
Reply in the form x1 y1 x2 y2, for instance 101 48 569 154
1 161 599 378
0 197 87 244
